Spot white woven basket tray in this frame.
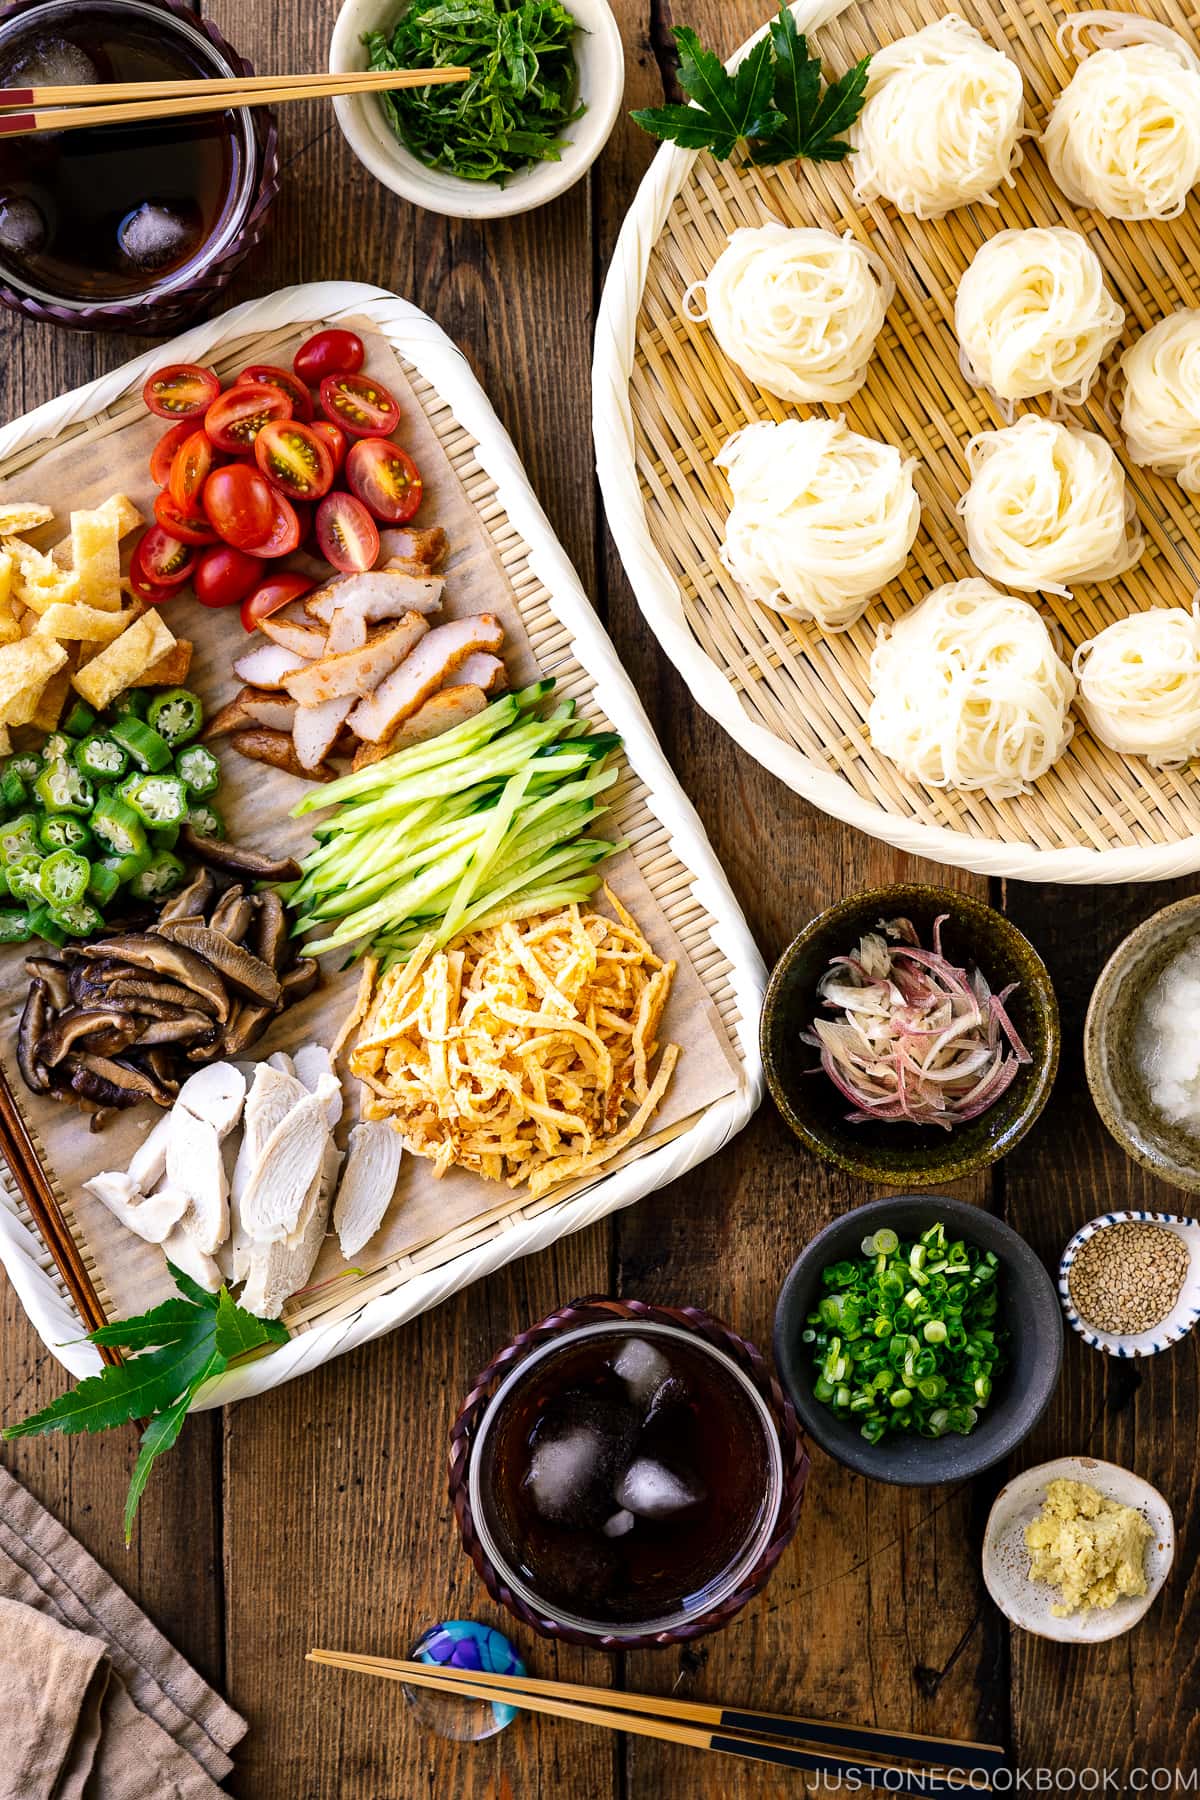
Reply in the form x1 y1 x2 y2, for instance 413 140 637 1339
594 0 1200 885
0 281 765 1405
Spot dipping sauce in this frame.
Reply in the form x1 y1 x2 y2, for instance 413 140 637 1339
473 1323 782 1631
0 0 250 305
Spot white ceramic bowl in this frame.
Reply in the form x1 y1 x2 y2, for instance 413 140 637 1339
329 0 624 219
983 1456 1175 1644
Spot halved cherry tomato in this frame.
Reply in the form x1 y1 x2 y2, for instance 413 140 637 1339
346 438 422 525
294 329 364 386
168 428 215 513
142 363 220 420
154 490 217 546
193 545 265 609
239 363 314 422
311 419 347 475
149 420 195 487
241 491 302 560
202 463 276 550
130 527 194 600
239 571 317 632
254 419 335 502
319 371 400 439
204 383 293 454
316 491 379 574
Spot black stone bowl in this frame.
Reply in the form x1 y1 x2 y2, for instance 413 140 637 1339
760 884 1059 1186
774 1194 1063 1486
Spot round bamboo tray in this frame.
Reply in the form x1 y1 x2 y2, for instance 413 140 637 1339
594 0 1200 883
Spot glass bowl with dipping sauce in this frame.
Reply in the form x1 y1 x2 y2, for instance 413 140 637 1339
449 1297 809 1649
0 0 278 332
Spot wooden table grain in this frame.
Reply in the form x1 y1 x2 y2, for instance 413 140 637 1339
2 3 1199 1794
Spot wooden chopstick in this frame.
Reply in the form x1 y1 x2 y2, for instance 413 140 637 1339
307 1651 1004 1789
0 67 470 138
0 68 470 107
0 1061 120 1367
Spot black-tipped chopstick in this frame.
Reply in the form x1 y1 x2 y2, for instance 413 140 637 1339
307 1650 1007 1788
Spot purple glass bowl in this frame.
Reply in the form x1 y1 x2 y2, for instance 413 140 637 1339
0 0 278 333
448 1296 810 1650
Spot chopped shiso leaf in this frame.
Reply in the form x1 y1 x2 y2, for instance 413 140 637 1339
288 681 623 960
364 0 584 184
1 1266 287 1542
803 1222 1006 1443
802 914 1032 1130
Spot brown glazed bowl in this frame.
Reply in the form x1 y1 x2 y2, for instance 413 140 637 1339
448 1297 809 1649
761 884 1060 1187
0 0 278 333
1084 894 1200 1195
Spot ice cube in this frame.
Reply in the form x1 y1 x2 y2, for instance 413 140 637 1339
1 36 97 88
117 203 197 272
612 1337 671 1404
0 196 46 256
602 1509 636 1539
614 1457 706 1519
524 1426 607 1524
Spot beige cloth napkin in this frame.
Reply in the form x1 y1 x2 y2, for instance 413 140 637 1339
0 1465 246 1798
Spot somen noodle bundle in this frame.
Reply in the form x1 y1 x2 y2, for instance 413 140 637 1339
960 414 1142 597
867 578 1076 796
850 14 1026 219
1043 12 1200 221
1074 605 1200 765
683 223 893 404
955 227 1124 407
1120 310 1200 493
715 417 920 633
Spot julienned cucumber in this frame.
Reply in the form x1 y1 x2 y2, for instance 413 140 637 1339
289 682 623 959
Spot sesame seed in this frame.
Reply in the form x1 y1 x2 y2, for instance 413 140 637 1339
1067 1223 1189 1336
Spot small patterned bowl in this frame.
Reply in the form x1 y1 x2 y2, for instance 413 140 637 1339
761 885 1060 1187
1059 1210 1200 1358
1084 893 1200 1194
983 1456 1175 1644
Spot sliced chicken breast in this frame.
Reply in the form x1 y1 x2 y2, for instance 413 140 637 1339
166 1106 229 1254
348 615 505 742
240 1139 340 1320
128 1112 172 1193
161 1225 222 1295
282 615 429 708
83 1170 188 1245
176 1061 246 1140
238 1090 333 1243
333 1122 403 1259
294 1047 342 1124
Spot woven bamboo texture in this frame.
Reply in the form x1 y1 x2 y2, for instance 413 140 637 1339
626 0 1200 868
0 289 757 1360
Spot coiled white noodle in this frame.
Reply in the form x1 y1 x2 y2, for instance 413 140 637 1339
955 227 1124 407
1043 12 1200 221
867 580 1075 796
1074 606 1200 764
715 418 920 633
682 224 894 405
960 415 1142 598
849 15 1026 219
1120 310 1200 493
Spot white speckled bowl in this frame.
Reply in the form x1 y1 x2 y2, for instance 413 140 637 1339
329 0 625 219
1059 1211 1200 1358
983 1456 1175 1643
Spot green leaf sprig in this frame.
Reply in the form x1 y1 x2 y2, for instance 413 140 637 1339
2 1267 287 1543
631 7 870 166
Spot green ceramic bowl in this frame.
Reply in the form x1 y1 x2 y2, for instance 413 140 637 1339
761 885 1060 1186
1084 894 1200 1195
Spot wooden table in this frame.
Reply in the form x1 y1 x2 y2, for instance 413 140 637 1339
2 2 1198 1792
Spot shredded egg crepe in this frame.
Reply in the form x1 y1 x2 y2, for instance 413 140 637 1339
348 889 679 1199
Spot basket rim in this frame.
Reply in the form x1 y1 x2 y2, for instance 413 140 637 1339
591 0 1200 887
0 280 767 1403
